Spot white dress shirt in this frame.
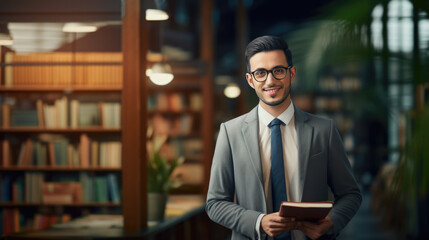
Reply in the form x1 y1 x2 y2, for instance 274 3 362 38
255 102 306 240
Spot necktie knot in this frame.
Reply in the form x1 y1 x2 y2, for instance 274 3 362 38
268 118 284 128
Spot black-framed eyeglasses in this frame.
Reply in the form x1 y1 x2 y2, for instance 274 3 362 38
249 65 293 82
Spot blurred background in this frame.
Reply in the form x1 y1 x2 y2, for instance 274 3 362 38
0 0 428 239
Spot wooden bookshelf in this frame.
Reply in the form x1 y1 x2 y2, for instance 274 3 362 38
0 202 121 207
0 50 124 234
0 127 121 133
0 86 122 92
0 167 121 172
0 0 215 236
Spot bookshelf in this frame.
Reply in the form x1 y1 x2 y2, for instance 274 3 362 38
0 0 215 236
311 75 362 169
0 50 123 235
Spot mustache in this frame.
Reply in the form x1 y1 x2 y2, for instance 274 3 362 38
262 84 282 90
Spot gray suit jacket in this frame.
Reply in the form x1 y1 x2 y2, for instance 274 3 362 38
206 106 361 240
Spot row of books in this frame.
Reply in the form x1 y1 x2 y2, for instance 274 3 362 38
2 98 121 128
316 112 354 134
148 138 203 162
147 92 203 112
0 172 121 204
1 134 122 168
314 96 343 111
149 113 195 136
0 208 72 235
319 76 362 92
4 52 123 87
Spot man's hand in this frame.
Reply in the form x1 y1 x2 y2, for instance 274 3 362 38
296 217 333 240
261 212 296 237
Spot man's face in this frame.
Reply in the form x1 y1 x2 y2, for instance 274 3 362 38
246 50 296 108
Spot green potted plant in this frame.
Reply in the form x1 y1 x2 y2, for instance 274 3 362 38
147 134 184 221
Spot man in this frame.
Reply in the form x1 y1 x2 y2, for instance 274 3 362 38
206 36 361 240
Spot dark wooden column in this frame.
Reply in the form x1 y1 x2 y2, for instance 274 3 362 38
121 0 148 233
201 0 214 194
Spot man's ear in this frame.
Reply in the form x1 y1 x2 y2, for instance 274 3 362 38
290 66 297 84
246 73 255 89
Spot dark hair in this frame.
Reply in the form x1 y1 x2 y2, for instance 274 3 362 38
245 36 293 72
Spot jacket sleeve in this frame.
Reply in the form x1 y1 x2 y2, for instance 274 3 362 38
327 119 362 235
205 123 261 239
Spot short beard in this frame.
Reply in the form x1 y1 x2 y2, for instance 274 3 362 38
258 84 291 107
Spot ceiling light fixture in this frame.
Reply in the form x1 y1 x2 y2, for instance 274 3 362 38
0 23 13 46
148 62 174 86
224 83 241 99
146 9 169 21
62 23 98 33
0 34 13 46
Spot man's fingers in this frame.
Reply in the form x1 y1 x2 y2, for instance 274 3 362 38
273 216 296 223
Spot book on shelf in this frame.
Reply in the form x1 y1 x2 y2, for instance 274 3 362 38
155 93 169 111
91 141 99 167
79 172 94 203
2 139 11 167
55 96 68 128
79 133 91 167
167 138 203 161
1 174 13 202
79 173 120 203
1 98 120 129
1 134 120 168
67 144 80 167
16 138 33 166
94 176 109 203
4 52 122 87
0 208 72 234
2 104 11 127
101 102 121 128
4 51 14 88
147 94 156 111
12 177 24 203
42 182 82 204
33 213 72 230
99 141 122 167
54 139 69 166
172 163 204 185
168 93 186 112
171 114 193 135
189 93 203 111
41 96 68 128
10 109 38 127
25 172 44 203
0 208 21 234
35 141 48 166
78 102 100 127
50 214 123 230
107 173 120 203
278 201 333 221
70 99 79 128
1 173 119 204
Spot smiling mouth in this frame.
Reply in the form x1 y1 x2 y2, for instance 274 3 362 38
263 86 282 96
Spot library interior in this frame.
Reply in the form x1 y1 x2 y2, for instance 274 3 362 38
0 0 428 239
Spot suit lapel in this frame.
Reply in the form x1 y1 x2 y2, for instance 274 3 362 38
294 107 313 201
241 106 264 187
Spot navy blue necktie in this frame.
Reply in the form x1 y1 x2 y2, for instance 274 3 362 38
269 118 291 240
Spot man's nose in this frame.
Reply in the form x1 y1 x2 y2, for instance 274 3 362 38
265 72 276 84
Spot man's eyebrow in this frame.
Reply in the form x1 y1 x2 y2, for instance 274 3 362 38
252 67 268 71
272 65 287 69
252 65 286 71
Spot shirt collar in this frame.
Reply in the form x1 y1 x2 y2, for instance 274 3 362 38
258 101 295 127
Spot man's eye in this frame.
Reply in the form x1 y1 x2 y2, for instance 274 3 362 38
273 68 285 74
254 71 266 77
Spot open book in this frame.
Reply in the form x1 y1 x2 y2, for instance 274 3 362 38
279 201 333 221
